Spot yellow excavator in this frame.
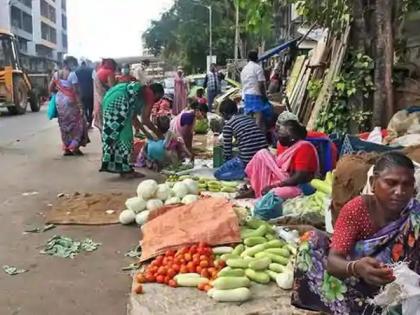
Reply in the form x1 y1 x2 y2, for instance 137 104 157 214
0 29 39 114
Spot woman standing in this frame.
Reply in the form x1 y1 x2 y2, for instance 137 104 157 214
93 58 117 131
100 82 164 178
292 152 420 314
173 67 188 115
49 56 89 156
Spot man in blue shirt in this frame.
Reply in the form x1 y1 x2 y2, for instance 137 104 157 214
76 61 94 128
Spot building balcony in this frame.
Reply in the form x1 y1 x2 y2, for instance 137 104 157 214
10 26 33 41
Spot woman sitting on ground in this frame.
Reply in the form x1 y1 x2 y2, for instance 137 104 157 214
99 82 164 178
239 119 318 199
292 152 420 315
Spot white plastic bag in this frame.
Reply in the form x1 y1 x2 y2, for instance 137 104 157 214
366 126 383 144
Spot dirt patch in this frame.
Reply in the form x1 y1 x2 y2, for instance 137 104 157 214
331 153 378 223
46 192 131 225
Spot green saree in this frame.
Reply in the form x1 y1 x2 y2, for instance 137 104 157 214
100 82 143 174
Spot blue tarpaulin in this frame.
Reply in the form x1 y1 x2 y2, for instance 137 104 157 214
258 38 300 62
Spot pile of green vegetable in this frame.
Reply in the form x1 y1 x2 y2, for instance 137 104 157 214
194 118 209 134
207 219 297 302
282 171 334 217
167 175 240 193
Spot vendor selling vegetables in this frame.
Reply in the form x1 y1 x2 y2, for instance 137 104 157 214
292 152 420 315
238 119 319 199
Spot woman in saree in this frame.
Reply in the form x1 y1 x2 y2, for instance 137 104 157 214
173 67 188 115
292 152 420 315
49 56 89 156
100 82 164 178
93 58 117 131
239 119 319 199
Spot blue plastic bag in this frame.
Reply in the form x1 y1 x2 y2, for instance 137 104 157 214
214 157 245 181
147 139 166 161
254 192 283 220
47 94 57 120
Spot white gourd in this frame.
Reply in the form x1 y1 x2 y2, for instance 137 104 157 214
137 179 158 200
182 194 199 204
119 209 136 225
146 199 163 211
125 197 146 213
165 197 181 205
172 182 189 199
135 210 150 225
182 178 198 195
155 184 171 201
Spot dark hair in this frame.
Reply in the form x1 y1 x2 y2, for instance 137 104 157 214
81 61 87 66
281 119 307 140
198 103 209 114
64 56 78 68
196 88 204 96
219 99 238 116
373 152 415 175
248 50 259 62
156 115 170 133
149 83 164 96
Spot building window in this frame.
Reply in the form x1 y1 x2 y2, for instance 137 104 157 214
36 44 53 58
10 6 33 34
18 0 32 8
17 37 28 53
62 33 67 49
41 22 57 44
40 0 56 23
62 14 67 30
62 0 66 11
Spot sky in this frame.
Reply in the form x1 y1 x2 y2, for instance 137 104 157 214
67 0 174 61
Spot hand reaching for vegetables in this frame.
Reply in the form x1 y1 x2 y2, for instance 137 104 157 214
355 257 395 286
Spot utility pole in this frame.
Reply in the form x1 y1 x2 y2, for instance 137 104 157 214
209 5 212 60
234 1 239 61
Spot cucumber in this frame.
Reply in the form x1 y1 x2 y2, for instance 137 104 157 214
226 258 249 269
264 252 289 265
264 240 285 249
248 257 271 270
231 244 245 256
246 218 267 229
212 276 250 290
213 246 234 254
218 267 245 277
221 181 239 188
265 247 290 257
265 233 275 241
245 269 270 284
241 244 266 257
269 263 285 273
245 225 268 238
220 253 240 261
221 187 236 193
266 270 279 281
244 236 267 246
211 287 251 302
176 276 208 287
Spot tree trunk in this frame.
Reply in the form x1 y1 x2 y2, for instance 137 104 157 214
372 0 394 127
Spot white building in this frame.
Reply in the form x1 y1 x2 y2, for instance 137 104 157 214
0 0 68 63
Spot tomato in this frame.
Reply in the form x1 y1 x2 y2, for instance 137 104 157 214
145 273 156 283
133 283 144 294
168 279 177 288
156 275 165 283
187 265 195 273
197 282 207 291
208 267 217 274
179 258 186 264
136 273 145 283
167 268 177 279
172 264 180 273
199 260 209 268
196 266 203 274
149 266 158 274
198 242 208 248
207 260 214 267
210 270 218 279
157 267 167 276
192 257 200 265
180 265 188 273
192 253 200 260
214 259 226 269
164 276 170 284
198 254 206 261
190 245 198 254
197 247 206 255
165 249 176 257
184 253 192 262
173 257 182 265
203 284 212 292
200 268 210 278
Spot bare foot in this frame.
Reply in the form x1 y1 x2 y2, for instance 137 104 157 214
235 188 255 199
120 171 145 179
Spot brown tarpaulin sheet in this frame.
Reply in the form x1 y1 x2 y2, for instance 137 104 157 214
46 192 130 225
140 198 241 261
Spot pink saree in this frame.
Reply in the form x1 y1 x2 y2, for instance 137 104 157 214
245 141 318 198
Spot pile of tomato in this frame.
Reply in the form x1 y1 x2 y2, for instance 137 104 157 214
134 242 226 293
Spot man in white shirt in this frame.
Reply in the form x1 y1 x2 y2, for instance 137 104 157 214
240 50 268 129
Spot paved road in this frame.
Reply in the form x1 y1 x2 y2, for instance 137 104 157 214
0 112 161 315
0 107 55 146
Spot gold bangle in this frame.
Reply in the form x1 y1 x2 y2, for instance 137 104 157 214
345 261 353 276
352 260 360 277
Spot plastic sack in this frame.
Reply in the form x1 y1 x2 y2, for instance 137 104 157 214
214 157 245 181
47 94 57 120
147 139 166 161
367 126 383 144
254 191 283 220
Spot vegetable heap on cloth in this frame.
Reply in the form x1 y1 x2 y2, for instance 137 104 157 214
140 198 241 261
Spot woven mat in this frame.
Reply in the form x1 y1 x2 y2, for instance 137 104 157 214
46 192 130 225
